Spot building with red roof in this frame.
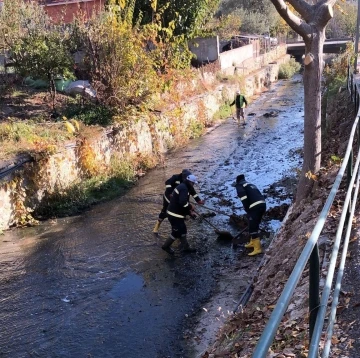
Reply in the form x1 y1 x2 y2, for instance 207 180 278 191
0 0 104 23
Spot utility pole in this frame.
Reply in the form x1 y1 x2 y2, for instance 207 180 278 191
354 0 360 73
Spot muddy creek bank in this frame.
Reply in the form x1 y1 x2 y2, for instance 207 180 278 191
0 76 304 358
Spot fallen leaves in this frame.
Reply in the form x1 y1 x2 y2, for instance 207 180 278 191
305 170 318 181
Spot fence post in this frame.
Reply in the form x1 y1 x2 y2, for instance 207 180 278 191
352 75 354 102
309 243 320 343
355 88 357 109
346 150 354 224
347 149 353 190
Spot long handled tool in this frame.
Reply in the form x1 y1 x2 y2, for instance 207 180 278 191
193 201 268 235
194 209 249 241
232 226 249 241
193 209 234 240
192 202 234 218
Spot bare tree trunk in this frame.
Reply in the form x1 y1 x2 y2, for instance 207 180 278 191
296 28 325 203
268 0 336 205
48 73 57 114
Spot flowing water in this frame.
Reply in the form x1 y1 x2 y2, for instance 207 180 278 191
0 76 304 358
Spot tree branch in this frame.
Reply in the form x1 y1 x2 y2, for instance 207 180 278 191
287 0 313 21
313 0 337 28
269 0 311 39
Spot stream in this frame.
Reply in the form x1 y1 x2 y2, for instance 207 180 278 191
0 75 304 358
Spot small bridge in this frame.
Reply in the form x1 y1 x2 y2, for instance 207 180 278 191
287 38 351 59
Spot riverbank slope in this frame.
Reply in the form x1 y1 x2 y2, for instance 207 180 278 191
204 87 357 357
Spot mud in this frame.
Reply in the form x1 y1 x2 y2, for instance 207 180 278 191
0 76 304 358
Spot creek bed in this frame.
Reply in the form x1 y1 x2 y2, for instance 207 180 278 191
0 76 304 358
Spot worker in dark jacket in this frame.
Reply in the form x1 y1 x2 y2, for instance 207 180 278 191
153 169 204 234
235 174 266 256
161 174 199 255
230 90 248 125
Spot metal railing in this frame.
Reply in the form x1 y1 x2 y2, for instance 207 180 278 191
252 73 360 357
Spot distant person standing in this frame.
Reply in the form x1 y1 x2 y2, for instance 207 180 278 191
235 174 266 256
230 90 248 125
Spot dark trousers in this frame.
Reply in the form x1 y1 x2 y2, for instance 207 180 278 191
158 196 169 220
168 215 187 238
248 203 266 238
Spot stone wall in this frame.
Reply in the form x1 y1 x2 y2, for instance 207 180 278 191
0 52 291 231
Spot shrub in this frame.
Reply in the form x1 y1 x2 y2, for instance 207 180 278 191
324 43 354 97
75 2 160 114
1 0 75 112
278 58 301 79
189 120 204 138
213 104 232 120
64 100 114 126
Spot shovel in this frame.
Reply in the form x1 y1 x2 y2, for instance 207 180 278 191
231 226 249 241
198 213 248 241
193 202 269 236
192 202 234 218
192 202 246 225
193 209 234 240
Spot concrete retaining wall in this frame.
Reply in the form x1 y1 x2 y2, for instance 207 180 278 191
189 37 219 64
222 45 287 76
219 44 253 69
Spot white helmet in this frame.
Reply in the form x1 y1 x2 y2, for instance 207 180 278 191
186 174 198 184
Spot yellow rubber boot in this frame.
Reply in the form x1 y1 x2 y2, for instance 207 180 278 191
248 238 262 256
244 238 254 248
153 220 162 234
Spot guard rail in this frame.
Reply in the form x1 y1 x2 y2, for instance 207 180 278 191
252 71 360 357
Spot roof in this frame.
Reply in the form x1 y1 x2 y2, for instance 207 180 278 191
0 0 93 3
42 0 95 4
15 0 97 5
233 35 261 39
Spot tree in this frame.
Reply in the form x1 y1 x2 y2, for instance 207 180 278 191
217 0 280 34
219 0 275 14
11 29 75 112
204 12 242 40
77 1 160 113
269 0 337 203
1 0 75 112
133 0 220 37
326 2 357 38
239 9 273 35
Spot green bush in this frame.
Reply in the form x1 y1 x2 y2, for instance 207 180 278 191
189 120 204 138
76 3 160 114
213 104 232 120
278 58 301 79
324 43 354 97
34 156 137 218
64 101 113 126
33 175 134 218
